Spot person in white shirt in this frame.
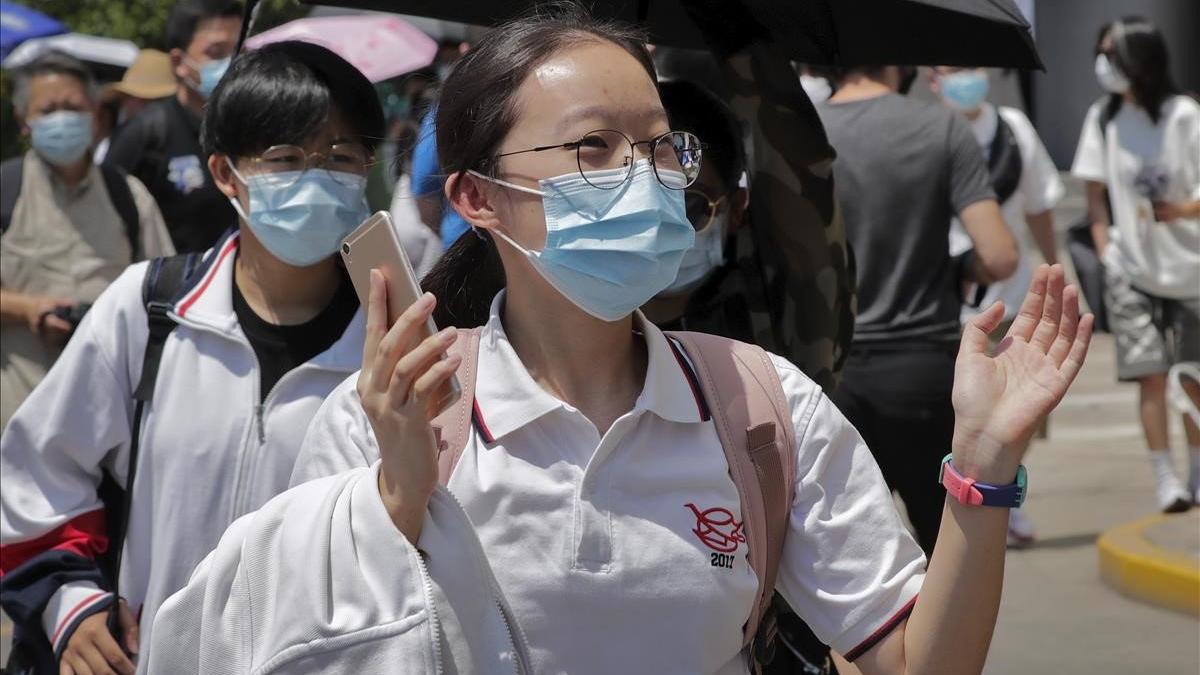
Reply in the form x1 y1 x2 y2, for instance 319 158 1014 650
1071 16 1200 513
0 42 379 675
151 7 1094 674
931 65 1065 545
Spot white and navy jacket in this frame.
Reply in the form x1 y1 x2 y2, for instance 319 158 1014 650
0 230 365 667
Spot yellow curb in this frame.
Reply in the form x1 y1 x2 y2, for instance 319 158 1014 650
1097 514 1200 616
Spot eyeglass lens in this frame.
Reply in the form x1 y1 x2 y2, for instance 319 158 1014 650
575 130 702 190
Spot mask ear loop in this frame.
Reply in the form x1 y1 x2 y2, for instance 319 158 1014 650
224 157 251 223
463 169 547 240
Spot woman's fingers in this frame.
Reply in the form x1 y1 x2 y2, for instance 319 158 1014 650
1007 264 1049 342
1029 264 1065 352
387 328 457 409
1048 285 1081 367
371 293 436 394
362 269 387 371
960 301 1004 357
411 354 464 408
94 632 135 675
1061 313 1096 384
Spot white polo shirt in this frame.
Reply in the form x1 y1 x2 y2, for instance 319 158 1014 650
291 292 927 673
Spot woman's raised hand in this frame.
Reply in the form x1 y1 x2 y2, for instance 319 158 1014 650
950 264 1094 482
358 270 461 541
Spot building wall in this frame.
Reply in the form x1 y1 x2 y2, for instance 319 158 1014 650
1033 0 1200 168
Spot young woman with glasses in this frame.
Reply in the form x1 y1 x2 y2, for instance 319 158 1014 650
151 7 1093 674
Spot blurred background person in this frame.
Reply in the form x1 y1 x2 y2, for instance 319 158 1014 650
93 49 177 164
104 0 242 254
932 64 1064 545
1071 16 1200 513
410 39 471 249
0 51 172 428
818 64 1018 554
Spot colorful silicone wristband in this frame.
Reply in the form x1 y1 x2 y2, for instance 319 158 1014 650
939 454 1026 508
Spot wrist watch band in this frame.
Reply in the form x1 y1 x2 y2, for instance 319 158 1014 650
939 454 1027 507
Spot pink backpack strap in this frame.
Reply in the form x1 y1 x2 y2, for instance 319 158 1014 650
667 331 796 664
431 327 482 485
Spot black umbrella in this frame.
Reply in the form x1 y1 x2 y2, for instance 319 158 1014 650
249 0 1040 69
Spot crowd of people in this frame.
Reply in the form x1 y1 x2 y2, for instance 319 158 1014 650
0 1 1195 674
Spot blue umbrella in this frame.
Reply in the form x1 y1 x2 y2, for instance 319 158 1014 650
0 1 67 60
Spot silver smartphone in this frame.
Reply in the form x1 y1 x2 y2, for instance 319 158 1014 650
341 211 461 417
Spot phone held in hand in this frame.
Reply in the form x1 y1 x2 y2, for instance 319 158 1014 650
341 212 462 417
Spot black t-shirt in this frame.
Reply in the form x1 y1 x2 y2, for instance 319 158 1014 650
817 94 995 344
232 273 359 400
104 97 236 253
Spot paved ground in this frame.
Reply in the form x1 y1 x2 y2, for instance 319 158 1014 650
983 332 1199 675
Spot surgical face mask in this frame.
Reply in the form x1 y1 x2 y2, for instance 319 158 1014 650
470 160 696 322
799 75 832 104
29 111 93 167
663 210 728 296
940 70 989 111
227 159 370 267
187 56 231 99
1095 54 1129 94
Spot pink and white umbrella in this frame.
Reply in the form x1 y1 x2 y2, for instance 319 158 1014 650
245 15 436 83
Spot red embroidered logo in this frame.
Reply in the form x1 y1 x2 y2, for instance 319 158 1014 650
685 503 745 553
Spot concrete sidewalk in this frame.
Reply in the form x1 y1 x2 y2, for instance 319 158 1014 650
984 333 1200 675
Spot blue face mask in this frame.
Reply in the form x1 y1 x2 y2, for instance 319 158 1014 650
228 159 370 267
29 111 93 167
471 160 696 322
940 70 990 111
192 56 231 99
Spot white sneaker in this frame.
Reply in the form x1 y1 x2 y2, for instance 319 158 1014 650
1006 508 1036 547
1156 472 1192 514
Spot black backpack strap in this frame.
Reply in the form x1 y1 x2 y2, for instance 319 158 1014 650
105 253 200 640
1 155 25 237
987 114 1023 205
99 164 141 261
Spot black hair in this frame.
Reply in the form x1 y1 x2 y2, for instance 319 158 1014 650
12 51 96 113
201 41 384 159
658 79 744 191
166 0 243 52
1096 16 1178 124
421 2 655 328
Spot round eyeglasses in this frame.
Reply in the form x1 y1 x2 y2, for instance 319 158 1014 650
244 143 371 188
491 129 702 190
683 188 727 232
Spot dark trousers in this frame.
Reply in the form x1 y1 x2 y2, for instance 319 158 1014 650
831 343 957 556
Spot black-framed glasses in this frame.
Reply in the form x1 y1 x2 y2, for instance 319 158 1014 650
492 129 702 190
244 143 371 188
683 188 727 231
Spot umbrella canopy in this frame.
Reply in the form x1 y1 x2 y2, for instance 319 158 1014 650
282 0 1041 69
245 14 437 82
3 32 139 70
0 1 66 59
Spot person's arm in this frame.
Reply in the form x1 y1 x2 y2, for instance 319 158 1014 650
1084 180 1112 259
128 175 175 260
0 267 151 674
1025 210 1058 265
849 264 1092 675
1152 200 1200 222
959 200 1018 284
289 374 379 488
0 288 73 346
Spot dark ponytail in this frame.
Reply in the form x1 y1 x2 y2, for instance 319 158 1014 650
420 2 655 328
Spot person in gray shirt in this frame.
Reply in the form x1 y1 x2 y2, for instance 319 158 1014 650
818 65 1017 554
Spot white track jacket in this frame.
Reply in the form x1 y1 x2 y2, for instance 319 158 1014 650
148 466 531 674
0 231 365 665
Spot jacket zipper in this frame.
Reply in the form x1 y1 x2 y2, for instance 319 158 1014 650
230 364 316 517
412 547 445 675
439 489 532 674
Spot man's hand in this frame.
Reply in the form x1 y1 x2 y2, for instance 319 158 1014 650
24 295 74 348
60 599 138 675
1153 200 1200 223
